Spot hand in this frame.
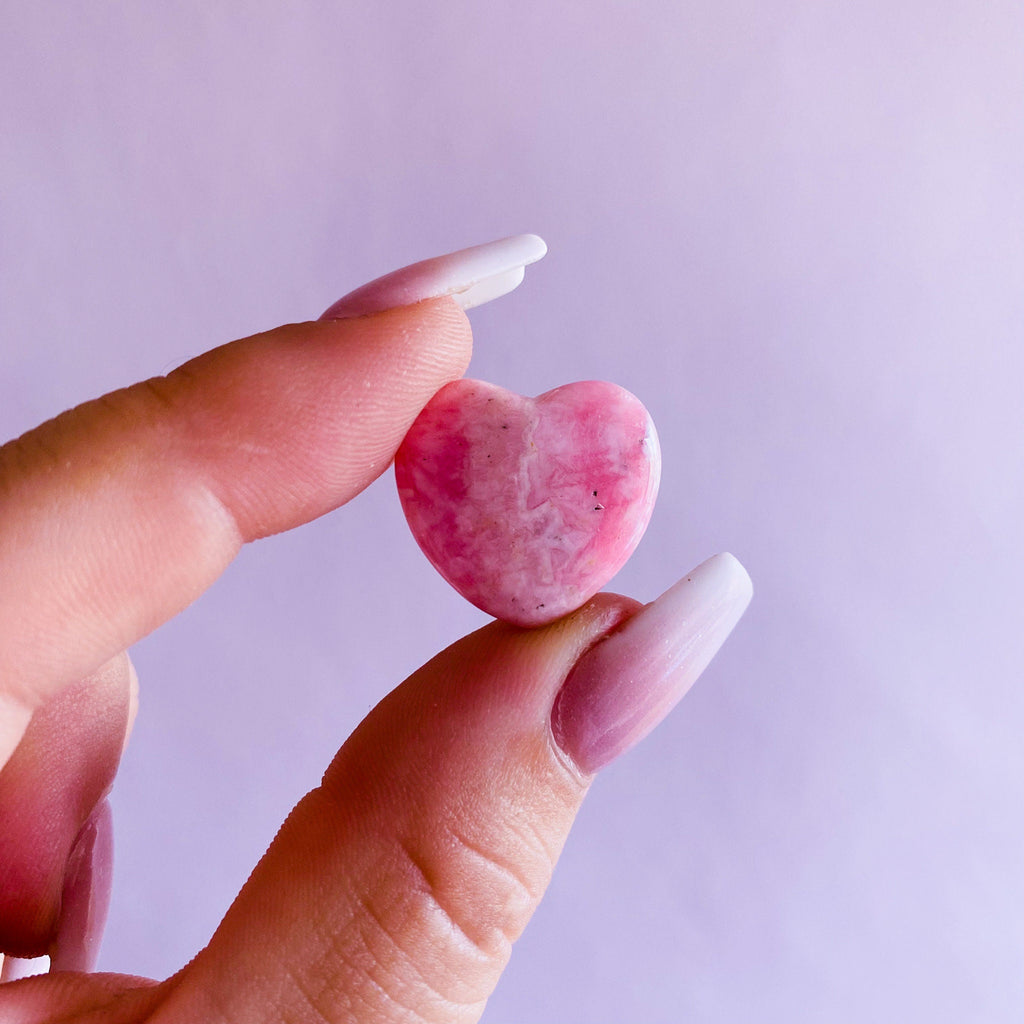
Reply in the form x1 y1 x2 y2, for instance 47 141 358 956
0 243 751 1023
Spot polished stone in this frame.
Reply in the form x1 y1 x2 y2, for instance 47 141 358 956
396 379 661 627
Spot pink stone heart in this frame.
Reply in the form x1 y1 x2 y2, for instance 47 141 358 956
395 379 661 627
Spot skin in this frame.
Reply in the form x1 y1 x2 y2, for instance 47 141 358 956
0 298 641 1023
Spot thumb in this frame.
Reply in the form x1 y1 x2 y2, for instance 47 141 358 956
159 554 752 1024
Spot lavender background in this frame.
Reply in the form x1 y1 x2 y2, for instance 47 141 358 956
2 3 1022 1020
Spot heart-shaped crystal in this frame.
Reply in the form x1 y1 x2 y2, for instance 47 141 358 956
395 379 660 627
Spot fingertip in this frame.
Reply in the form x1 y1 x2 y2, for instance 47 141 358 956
172 590 647 1022
172 294 475 542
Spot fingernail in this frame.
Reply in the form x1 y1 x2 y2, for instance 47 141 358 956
48 800 113 974
319 233 548 320
0 953 46 982
551 553 753 775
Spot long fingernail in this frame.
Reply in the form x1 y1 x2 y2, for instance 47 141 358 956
551 553 753 775
319 234 547 320
49 800 113 974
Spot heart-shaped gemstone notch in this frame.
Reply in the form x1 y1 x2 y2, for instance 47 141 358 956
395 379 661 627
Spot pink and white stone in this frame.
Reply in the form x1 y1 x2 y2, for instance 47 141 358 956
395 379 661 627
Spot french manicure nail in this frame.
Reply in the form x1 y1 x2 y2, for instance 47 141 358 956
319 234 548 320
48 800 113 974
551 553 753 775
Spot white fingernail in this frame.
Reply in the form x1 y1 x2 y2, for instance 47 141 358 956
319 234 547 320
552 553 754 774
49 800 113 974
1 954 50 982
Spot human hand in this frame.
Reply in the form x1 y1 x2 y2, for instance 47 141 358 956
0 238 751 1023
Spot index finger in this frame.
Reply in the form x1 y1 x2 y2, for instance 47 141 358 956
0 298 472 758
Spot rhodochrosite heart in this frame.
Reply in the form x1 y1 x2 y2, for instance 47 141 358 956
395 379 660 627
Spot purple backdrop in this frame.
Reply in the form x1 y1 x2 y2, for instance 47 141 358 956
2 2 1022 1020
